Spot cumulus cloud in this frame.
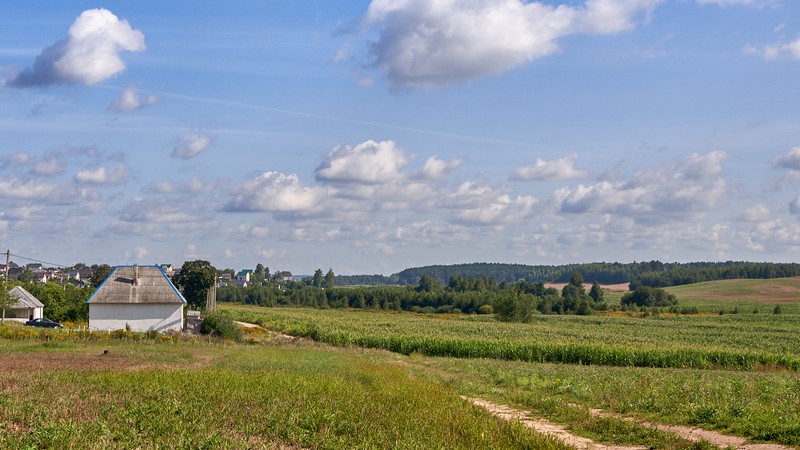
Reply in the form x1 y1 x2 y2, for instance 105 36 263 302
738 204 772 222
74 165 130 185
171 131 213 159
33 159 63 176
315 140 407 184
363 0 660 88
454 194 539 225
108 86 159 113
414 156 463 180
6 9 145 87
0 179 60 200
555 151 728 222
512 153 588 181
225 172 327 213
774 147 800 171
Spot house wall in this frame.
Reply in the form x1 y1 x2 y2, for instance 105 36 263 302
7 307 42 320
89 303 183 332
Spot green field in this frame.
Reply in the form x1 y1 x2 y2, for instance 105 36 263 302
0 339 567 449
222 303 800 370
2 277 799 449
664 277 800 313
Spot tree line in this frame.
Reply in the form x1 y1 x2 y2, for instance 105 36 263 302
217 271 679 320
334 261 800 288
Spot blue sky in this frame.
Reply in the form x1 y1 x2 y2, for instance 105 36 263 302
1 0 799 275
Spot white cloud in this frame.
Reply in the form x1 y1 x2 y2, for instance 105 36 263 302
184 244 200 260
454 194 539 225
133 246 149 259
363 0 660 88
225 172 327 213
774 147 800 171
748 38 800 61
738 204 772 222
74 165 130 185
34 159 63 176
315 140 407 184
0 179 60 200
171 131 213 159
512 153 588 181
6 9 145 87
555 151 728 222
415 156 463 180
108 86 159 113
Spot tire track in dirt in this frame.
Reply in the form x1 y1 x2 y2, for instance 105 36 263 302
586 408 793 450
467 397 794 450
466 397 647 450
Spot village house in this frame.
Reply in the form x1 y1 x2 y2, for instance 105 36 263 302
5 286 44 322
87 265 186 333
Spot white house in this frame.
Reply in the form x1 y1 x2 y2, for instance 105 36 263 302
87 265 185 333
6 286 44 321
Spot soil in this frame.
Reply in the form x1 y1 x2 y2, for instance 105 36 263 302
467 397 794 450
466 397 647 450
544 283 630 293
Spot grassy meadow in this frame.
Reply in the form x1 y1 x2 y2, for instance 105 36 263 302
1 277 799 449
0 339 567 449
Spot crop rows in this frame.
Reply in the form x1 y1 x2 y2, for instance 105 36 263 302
223 305 800 371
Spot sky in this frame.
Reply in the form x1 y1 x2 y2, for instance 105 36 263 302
0 0 799 275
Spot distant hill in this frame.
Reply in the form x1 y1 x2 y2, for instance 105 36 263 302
335 261 800 288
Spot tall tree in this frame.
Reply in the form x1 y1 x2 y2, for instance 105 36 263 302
173 260 217 309
324 269 335 289
0 288 14 325
312 269 323 288
588 281 604 303
90 264 113 287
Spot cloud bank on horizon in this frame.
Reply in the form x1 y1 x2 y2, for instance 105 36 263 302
0 1 799 274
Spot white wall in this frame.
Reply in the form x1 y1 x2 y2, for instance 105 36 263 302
89 303 183 333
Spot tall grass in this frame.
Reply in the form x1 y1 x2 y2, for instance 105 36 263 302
0 341 568 449
426 356 800 446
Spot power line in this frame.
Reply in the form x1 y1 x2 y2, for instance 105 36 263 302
7 252 70 269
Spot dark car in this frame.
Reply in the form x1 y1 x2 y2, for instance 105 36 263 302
25 318 63 329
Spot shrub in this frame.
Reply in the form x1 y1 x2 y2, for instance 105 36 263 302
478 304 494 315
200 312 242 341
773 305 783 315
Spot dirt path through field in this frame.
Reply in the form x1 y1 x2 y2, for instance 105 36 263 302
586 408 793 450
466 397 647 450
467 397 793 450
234 321 297 342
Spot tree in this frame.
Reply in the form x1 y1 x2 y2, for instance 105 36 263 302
312 269 323 288
324 269 335 289
173 260 217 309
90 264 113 287
416 275 442 293
0 288 14 325
588 282 604 303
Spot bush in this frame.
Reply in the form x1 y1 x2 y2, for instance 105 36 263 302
478 304 494 315
200 312 242 341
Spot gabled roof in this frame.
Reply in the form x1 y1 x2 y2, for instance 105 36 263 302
8 286 44 308
86 265 186 304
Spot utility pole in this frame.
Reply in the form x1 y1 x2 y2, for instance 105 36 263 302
3 249 8 288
